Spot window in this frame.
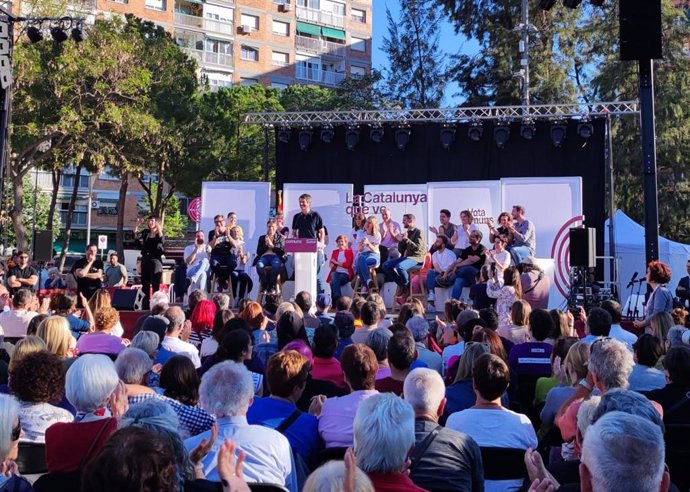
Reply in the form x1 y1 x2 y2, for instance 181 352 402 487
351 36 366 52
145 0 165 10
240 14 259 30
206 39 233 55
60 173 89 189
60 203 87 226
272 51 289 66
240 45 259 61
272 20 289 36
331 2 345 16
240 78 259 86
351 8 365 23
297 0 319 8
351 65 366 77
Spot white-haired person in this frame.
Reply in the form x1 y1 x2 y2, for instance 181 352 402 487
45 354 126 473
403 368 484 491
446 353 537 492
115 348 214 439
0 395 23 487
184 361 296 490
303 453 373 492
352 392 427 491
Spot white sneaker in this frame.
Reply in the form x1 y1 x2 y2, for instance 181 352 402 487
427 292 435 301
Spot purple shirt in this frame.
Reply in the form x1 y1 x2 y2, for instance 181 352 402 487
76 332 126 356
318 389 378 448
507 342 552 376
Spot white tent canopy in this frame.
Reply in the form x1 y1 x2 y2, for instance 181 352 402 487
605 209 690 300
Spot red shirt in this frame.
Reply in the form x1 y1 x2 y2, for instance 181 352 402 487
311 357 348 390
374 377 405 396
46 418 117 472
367 472 429 492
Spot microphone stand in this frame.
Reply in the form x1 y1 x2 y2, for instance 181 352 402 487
633 279 645 319
625 277 636 318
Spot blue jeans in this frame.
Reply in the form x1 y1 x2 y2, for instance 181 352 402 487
451 266 479 299
330 272 350 301
210 254 237 279
383 257 422 286
186 258 210 293
509 245 532 266
426 269 441 294
231 270 253 299
356 251 380 284
256 254 283 288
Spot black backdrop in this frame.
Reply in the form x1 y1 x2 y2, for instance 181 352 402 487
276 118 606 253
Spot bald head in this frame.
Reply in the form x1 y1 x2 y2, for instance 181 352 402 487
164 306 186 334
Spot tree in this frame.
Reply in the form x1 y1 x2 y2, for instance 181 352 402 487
382 0 447 108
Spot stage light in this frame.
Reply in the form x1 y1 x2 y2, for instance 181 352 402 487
345 127 360 151
298 128 312 151
277 127 291 144
467 123 483 141
27 26 43 43
520 121 536 140
369 126 384 143
550 122 567 147
320 125 334 143
71 23 87 42
563 0 583 8
577 121 594 139
50 26 68 43
538 0 557 9
439 125 456 150
493 124 510 149
394 127 411 151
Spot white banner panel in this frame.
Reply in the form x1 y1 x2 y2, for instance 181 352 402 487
501 177 583 307
362 184 428 238
201 181 271 298
283 183 354 295
426 181 502 247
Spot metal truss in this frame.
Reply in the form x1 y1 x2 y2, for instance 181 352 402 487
243 101 639 126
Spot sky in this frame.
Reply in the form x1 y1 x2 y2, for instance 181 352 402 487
370 0 478 107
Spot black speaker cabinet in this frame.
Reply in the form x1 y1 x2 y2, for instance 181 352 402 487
112 288 145 311
33 230 54 263
569 228 596 268
619 0 662 61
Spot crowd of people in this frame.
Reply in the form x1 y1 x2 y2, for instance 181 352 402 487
0 254 684 490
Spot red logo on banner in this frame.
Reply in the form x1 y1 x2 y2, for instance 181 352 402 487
187 197 202 223
551 215 585 298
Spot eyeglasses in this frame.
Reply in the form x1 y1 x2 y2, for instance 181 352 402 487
11 419 21 441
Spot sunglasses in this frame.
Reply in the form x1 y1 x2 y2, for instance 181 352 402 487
11 419 21 441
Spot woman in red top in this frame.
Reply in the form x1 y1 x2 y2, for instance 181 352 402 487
327 235 354 304
310 323 348 390
188 299 217 348
45 354 126 473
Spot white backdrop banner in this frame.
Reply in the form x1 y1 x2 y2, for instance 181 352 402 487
201 181 271 298
362 184 428 236
426 181 502 247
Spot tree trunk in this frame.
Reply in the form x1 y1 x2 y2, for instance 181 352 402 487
58 162 83 271
46 168 61 232
115 171 129 259
9 172 28 252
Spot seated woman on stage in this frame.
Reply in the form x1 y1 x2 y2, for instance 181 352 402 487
355 216 381 293
327 235 354 303
254 219 286 294
229 226 253 305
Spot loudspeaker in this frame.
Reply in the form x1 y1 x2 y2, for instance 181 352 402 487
33 230 53 263
112 289 145 311
619 0 662 61
569 228 596 268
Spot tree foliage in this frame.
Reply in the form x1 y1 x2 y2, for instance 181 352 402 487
382 0 447 108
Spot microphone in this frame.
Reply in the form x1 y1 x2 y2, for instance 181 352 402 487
626 271 638 289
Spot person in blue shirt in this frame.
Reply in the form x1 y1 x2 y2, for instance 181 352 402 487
247 350 322 467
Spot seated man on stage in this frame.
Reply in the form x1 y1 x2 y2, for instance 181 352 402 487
428 209 458 250
383 213 427 300
7 251 38 295
446 231 487 300
675 258 690 309
184 230 210 295
379 207 401 263
426 235 457 308
506 205 536 265
255 218 286 294
208 214 238 292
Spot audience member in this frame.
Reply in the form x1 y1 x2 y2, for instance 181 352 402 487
468 266 494 311
76 306 126 357
88 288 124 337
649 311 674 342
188 299 216 348
353 393 427 491
200 308 234 359
130 330 160 359
36 315 76 365
0 289 37 339
367 327 393 380
498 300 531 344
334 311 356 360
311 323 347 390
50 292 93 339
533 336 579 407
159 355 200 406
403 368 484 492
407 316 442 374
375 331 415 396
600 300 637 351
303 456 373 492
214 329 263 395
508 309 553 376
0 394 25 488
581 307 613 343
629 334 666 391
26 313 48 336
441 310 479 373
540 341 589 430
486 266 522 328
442 342 493 422
161 306 201 369
352 301 381 344
645 346 690 424
519 257 550 310
546 309 574 343
296 291 320 330
315 294 333 325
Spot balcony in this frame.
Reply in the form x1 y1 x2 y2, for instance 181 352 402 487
296 66 346 87
295 35 346 57
182 47 234 68
296 6 345 28
174 12 234 36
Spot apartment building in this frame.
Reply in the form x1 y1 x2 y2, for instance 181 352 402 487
93 0 373 90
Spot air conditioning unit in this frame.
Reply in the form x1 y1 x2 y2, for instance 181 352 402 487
280 3 292 12
91 200 100 209
239 24 252 34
